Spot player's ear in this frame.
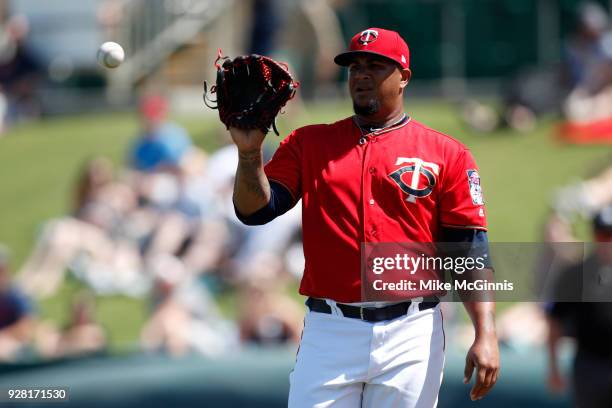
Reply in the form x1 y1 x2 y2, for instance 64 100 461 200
400 68 411 89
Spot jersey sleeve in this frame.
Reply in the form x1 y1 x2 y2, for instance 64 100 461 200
439 148 487 230
264 130 302 202
234 181 294 225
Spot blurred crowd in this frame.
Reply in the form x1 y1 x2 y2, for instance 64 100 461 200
0 0 348 364
0 94 305 362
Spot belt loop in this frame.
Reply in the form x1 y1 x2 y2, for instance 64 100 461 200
325 299 342 316
408 297 423 315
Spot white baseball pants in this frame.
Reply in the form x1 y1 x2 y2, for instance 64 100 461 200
288 302 445 408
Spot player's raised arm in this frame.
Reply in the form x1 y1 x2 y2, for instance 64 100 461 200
202 52 299 218
229 127 271 216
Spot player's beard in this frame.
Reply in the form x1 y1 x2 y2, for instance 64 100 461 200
353 99 380 116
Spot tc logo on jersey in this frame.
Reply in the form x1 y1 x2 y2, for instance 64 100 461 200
359 29 379 45
467 169 484 205
389 158 440 203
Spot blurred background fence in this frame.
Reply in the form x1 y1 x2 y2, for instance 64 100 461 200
6 0 612 112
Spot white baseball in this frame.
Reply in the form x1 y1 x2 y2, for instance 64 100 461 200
97 41 125 68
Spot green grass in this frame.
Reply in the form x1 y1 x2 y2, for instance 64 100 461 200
0 101 610 348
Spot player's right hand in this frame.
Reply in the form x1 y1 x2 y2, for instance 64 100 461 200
229 127 266 153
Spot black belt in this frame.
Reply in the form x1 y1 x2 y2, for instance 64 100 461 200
306 297 439 323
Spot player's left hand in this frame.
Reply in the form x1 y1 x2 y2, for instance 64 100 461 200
463 333 500 401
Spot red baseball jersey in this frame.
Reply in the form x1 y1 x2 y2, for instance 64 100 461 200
264 116 487 303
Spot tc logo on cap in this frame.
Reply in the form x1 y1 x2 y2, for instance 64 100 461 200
359 29 378 45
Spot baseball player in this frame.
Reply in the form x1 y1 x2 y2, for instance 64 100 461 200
229 28 499 407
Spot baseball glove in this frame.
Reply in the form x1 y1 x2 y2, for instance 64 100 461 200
203 49 299 135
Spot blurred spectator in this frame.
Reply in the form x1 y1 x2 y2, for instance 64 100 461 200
127 94 208 224
295 0 344 92
237 252 303 347
73 157 115 212
247 0 343 100
564 1 612 91
0 14 42 133
463 2 612 132
0 245 35 362
537 162 612 300
72 156 137 228
546 205 612 407
248 0 283 56
129 94 192 174
142 208 229 283
550 162 612 225
174 142 291 285
17 157 148 298
231 204 302 283
563 2 612 123
141 254 238 357
200 142 303 283
34 292 108 359
130 131 233 283
55 292 107 357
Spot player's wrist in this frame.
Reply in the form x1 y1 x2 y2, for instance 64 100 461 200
237 148 263 161
474 329 497 342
